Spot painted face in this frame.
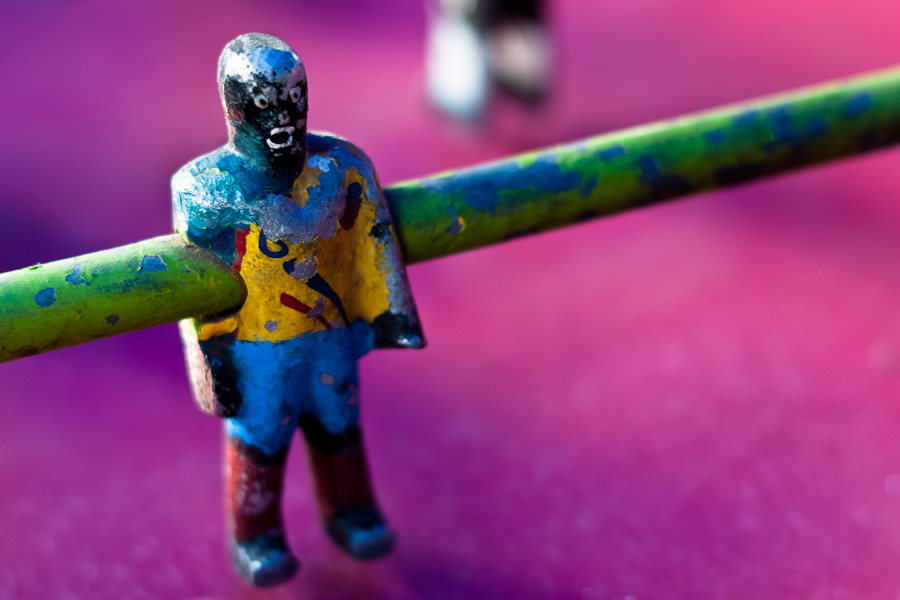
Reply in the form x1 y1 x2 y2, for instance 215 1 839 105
218 34 309 169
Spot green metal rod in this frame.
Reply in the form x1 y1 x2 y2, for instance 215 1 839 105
386 65 900 264
0 236 246 362
4 65 900 362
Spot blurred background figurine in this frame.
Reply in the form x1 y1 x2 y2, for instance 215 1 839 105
172 33 425 587
425 0 551 122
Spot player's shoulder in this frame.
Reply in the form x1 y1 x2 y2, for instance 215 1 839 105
171 146 246 192
307 131 376 173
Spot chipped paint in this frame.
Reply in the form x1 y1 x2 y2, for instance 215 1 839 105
446 215 465 234
34 288 57 307
0 236 246 362
65 263 92 286
844 93 872 119
139 255 168 273
385 64 900 264
596 145 626 162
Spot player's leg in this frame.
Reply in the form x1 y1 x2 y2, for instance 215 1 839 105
300 417 394 560
425 0 548 120
298 327 394 560
425 0 491 121
223 339 304 586
224 435 297 586
483 0 550 103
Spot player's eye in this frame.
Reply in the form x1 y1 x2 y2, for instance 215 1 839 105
253 94 269 109
290 86 303 104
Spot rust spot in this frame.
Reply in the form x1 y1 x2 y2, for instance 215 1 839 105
106 314 120 325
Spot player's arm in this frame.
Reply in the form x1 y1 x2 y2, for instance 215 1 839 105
350 146 426 349
171 164 242 267
171 163 245 417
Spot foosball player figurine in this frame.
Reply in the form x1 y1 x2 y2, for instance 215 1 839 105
426 0 550 121
172 33 425 587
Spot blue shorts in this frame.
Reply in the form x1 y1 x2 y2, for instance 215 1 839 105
222 321 374 457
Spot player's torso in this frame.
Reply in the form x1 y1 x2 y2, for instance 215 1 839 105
179 138 387 343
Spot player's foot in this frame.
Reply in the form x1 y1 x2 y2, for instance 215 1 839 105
425 13 490 122
323 507 395 560
231 531 299 587
487 21 551 104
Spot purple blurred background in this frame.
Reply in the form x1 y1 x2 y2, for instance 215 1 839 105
4 0 900 598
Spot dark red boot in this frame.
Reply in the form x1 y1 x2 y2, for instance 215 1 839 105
225 438 299 586
302 422 395 560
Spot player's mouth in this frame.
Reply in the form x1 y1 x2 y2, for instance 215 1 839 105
266 126 295 150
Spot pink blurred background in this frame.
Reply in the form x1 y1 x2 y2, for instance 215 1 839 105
3 0 900 598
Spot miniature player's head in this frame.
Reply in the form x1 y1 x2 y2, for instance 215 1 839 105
218 33 308 170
